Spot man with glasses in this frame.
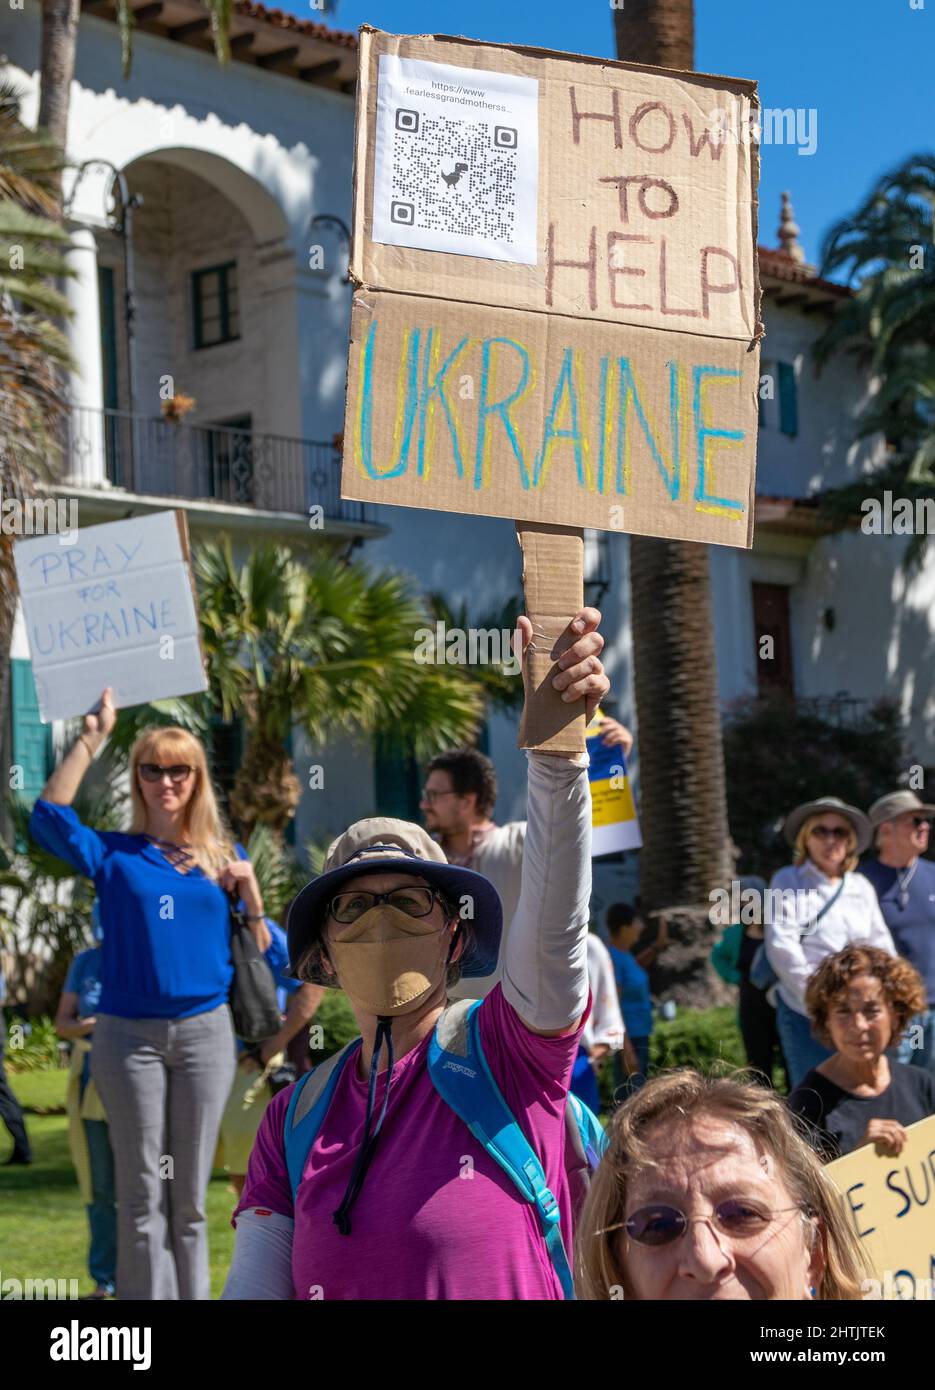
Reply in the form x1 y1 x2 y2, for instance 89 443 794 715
422 716 632 999
861 791 935 1074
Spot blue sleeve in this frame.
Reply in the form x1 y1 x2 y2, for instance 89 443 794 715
264 922 300 995
29 800 106 879
63 955 81 995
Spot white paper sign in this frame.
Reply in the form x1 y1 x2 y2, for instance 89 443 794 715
13 510 208 722
372 55 539 264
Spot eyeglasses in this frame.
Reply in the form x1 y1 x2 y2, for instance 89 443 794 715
138 763 193 785
328 887 442 924
421 789 458 805
601 1200 809 1247
910 816 932 829
809 825 849 841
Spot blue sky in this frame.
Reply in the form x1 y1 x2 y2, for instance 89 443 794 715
302 0 932 274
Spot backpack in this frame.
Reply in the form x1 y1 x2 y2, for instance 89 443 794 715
282 997 607 1299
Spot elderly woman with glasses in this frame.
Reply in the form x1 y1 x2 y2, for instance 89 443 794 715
764 798 896 1087
575 1071 870 1300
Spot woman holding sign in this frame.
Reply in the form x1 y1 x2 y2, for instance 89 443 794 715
788 945 935 1161
29 688 272 1301
222 609 609 1301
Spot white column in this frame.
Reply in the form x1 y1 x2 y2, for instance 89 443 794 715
63 226 106 485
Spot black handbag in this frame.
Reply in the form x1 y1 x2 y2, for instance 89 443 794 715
227 895 282 1044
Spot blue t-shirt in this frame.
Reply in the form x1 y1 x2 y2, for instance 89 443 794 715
608 943 653 1037
860 857 935 1003
30 800 271 1021
63 946 103 1026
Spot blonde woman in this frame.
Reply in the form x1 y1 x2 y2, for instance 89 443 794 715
575 1071 871 1301
765 797 895 1086
29 687 271 1301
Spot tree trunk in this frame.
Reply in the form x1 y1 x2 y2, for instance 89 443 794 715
614 1 733 916
38 0 81 207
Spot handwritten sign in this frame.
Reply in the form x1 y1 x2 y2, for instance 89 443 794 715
344 27 761 548
586 708 642 856
826 1114 935 1300
13 510 207 722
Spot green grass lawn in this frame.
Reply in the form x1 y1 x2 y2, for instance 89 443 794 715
0 1070 236 1298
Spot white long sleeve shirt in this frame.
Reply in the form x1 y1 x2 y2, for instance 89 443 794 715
582 933 625 1054
765 861 897 1016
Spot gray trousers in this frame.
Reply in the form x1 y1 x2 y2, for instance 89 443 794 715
91 1004 236 1300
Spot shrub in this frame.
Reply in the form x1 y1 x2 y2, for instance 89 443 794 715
4 1015 68 1073
308 989 359 1062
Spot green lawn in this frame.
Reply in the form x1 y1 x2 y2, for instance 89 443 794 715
0 1070 236 1298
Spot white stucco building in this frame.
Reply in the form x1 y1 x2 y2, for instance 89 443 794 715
5 3 932 886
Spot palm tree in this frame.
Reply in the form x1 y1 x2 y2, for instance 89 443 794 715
426 591 525 717
813 155 935 567
613 0 733 908
0 78 75 752
195 539 483 839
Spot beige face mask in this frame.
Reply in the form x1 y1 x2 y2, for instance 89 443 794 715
326 903 452 1017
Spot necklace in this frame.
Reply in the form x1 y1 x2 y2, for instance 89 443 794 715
896 859 918 910
145 835 196 872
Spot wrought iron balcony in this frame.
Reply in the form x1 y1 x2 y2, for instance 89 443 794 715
65 406 368 524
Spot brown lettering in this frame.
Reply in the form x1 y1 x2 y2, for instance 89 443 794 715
700 246 741 317
546 223 598 310
607 233 653 311
659 238 701 318
628 101 676 154
681 112 726 160
600 174 679 223
569 86 623 148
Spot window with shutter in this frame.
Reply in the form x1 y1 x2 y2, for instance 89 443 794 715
11 658 53 816
778 361 798 438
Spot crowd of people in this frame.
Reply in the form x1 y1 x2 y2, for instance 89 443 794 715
2 605 934 1301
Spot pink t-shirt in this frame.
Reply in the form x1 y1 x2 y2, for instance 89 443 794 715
233 985 585 1300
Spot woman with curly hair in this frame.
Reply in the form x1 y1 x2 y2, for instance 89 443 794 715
575 1071 870 1301
787 945 935 1160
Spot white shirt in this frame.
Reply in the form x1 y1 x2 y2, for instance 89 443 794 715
582 933 625 1054
765 860 897 1016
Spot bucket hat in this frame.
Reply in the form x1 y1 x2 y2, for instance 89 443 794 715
286 817 503 982
867 790 935 828
782 796 872 855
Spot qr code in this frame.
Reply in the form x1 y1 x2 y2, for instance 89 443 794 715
388 111 519 242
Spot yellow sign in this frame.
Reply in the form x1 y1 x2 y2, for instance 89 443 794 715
585 707 641 856
825 1113 935 1300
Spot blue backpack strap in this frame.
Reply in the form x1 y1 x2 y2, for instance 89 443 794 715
428 999 576 1300
567 1091 608 1169
283 1038 362 1202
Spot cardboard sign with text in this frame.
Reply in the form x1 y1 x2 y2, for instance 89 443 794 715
13 510 208 722
826 1114 935 1300
343 27 761 549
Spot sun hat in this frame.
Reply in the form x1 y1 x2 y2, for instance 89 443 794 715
286 817 503 983
782 797 872 855
867 790 935 828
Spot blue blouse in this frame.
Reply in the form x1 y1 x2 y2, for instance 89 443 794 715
30 799 268 1021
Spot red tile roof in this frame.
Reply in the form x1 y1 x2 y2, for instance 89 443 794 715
757 246 850 297
233 1 358 47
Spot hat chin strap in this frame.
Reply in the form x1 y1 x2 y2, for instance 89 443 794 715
332 1015 395 1237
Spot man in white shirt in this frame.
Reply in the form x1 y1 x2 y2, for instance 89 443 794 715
423 721 632 1001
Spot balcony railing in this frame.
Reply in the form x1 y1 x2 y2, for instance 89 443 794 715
65 406 368 525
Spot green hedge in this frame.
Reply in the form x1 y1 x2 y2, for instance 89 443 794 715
3 1016 68 1074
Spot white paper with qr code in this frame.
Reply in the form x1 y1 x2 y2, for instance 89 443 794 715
372 55 539 264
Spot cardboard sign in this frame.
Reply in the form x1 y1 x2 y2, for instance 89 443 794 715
343 27 761 549
13 510 208 722
825 1114 935 1300
586 708 642 856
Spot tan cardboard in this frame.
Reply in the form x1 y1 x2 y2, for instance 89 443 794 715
515 522 586 753
343 27 761 551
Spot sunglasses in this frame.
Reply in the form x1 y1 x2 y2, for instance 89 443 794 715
910 816 932 829
138 763 194 785
602 1200 808 1247
809 825 850 841
328 887 443 924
